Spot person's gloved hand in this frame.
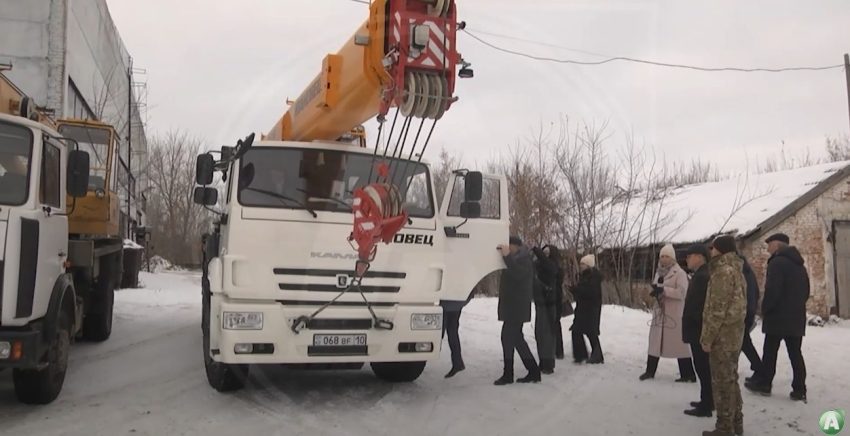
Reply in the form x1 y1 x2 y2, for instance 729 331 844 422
650 285 664 298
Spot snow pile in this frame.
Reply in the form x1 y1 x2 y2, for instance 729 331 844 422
148 255 184 273
807 314 826 327
123 239 143 250
602 161 850 245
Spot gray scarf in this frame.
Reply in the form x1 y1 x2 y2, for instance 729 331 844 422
656 264 672 281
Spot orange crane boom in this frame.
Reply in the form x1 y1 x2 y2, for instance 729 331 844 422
267 0 466 143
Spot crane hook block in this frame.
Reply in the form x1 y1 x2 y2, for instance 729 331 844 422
349 181 408 263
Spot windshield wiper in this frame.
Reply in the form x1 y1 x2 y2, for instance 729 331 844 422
241 187 318 218
296 189 353 211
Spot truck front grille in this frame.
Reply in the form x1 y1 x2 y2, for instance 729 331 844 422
274 267 405 294
305 318 374 330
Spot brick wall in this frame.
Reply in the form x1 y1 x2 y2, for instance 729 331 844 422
741 174 850 318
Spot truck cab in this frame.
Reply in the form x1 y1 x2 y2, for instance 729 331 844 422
197 138 509 389
0 112 90 404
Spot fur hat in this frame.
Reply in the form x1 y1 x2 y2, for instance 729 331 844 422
659 244 676 259
580 254 596 268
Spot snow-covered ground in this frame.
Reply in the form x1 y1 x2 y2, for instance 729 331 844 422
1 271 847 436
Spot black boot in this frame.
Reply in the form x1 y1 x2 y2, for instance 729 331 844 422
684 407 713 418
445 364 465 378
494 367 514 386
744 380 771 396
587 347 604 364
517 372 542 383
517 359 541 383
639 355 658 381
790 391 807 402
540 358 555 374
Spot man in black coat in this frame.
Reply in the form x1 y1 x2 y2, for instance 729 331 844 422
532 246 558 374
739 255 763 380
570 254 603 364
495 236 541 385
745 233 810 402
681 244 713 418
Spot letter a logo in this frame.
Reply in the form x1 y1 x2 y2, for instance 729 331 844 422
820 410 846 435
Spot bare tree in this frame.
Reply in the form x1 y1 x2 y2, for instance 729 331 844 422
826 134 850 162
431 148 463 205
146 130 211 266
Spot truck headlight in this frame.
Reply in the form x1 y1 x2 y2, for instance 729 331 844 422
410 313 442 330
222 312 263 330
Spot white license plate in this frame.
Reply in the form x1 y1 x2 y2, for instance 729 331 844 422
313 334 367 347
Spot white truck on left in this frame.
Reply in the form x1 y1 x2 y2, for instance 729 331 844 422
0 71 123 405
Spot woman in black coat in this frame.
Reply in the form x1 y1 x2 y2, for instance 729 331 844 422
570 254 604 364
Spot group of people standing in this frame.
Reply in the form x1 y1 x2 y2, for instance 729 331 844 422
441 236 605 384
440 231 810 436
628 233 811 436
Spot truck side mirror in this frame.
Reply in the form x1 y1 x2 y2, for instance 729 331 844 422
193 186 218 206
67 150 90 198
196 153 215 185
460 201 481 219
464 171 483 202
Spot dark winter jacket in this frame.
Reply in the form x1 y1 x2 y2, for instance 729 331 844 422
740 255 760 328
570 267 602 336
761 246 810 337
532 247 558 306
681 263 710 344
498 247 534 324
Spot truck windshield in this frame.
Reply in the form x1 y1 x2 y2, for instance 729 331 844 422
58 124 111 191
238 147 434 218
0 120 33 206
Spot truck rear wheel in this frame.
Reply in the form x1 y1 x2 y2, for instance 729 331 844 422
83 254 117 342
202 285 248 392
370 361 426 383
13 313 71 404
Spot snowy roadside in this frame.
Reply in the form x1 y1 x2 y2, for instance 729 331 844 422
0 271 846 436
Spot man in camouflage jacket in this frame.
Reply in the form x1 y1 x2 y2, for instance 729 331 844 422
700 235 747 436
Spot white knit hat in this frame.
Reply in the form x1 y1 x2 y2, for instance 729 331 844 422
659 244 676 259
580 254 596 268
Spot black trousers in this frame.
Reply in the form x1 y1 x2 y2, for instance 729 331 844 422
554 304 565 358
442 310 464 369
690 342 714 409
741 322 762 375
572 330 602 361
501 321 538 372
760 334 807 393
645 355 696 379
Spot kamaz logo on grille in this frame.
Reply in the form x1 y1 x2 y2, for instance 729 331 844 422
335 274 351 289
392 233 434 246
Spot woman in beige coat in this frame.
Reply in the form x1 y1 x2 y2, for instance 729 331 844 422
639 244 697 382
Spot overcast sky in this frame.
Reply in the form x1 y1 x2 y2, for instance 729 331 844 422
106 0 850 173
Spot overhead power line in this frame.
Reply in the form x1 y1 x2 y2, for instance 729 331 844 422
464 27 613 59
461 29 844 73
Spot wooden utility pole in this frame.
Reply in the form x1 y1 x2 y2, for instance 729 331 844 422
845 53 850 133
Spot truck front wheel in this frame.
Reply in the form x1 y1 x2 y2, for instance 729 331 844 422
13 313 71 404
202 288 248 392
370 361 426 383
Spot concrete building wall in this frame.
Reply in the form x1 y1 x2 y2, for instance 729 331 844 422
741 172 850 318
1 0 149 232
0 0 52 107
